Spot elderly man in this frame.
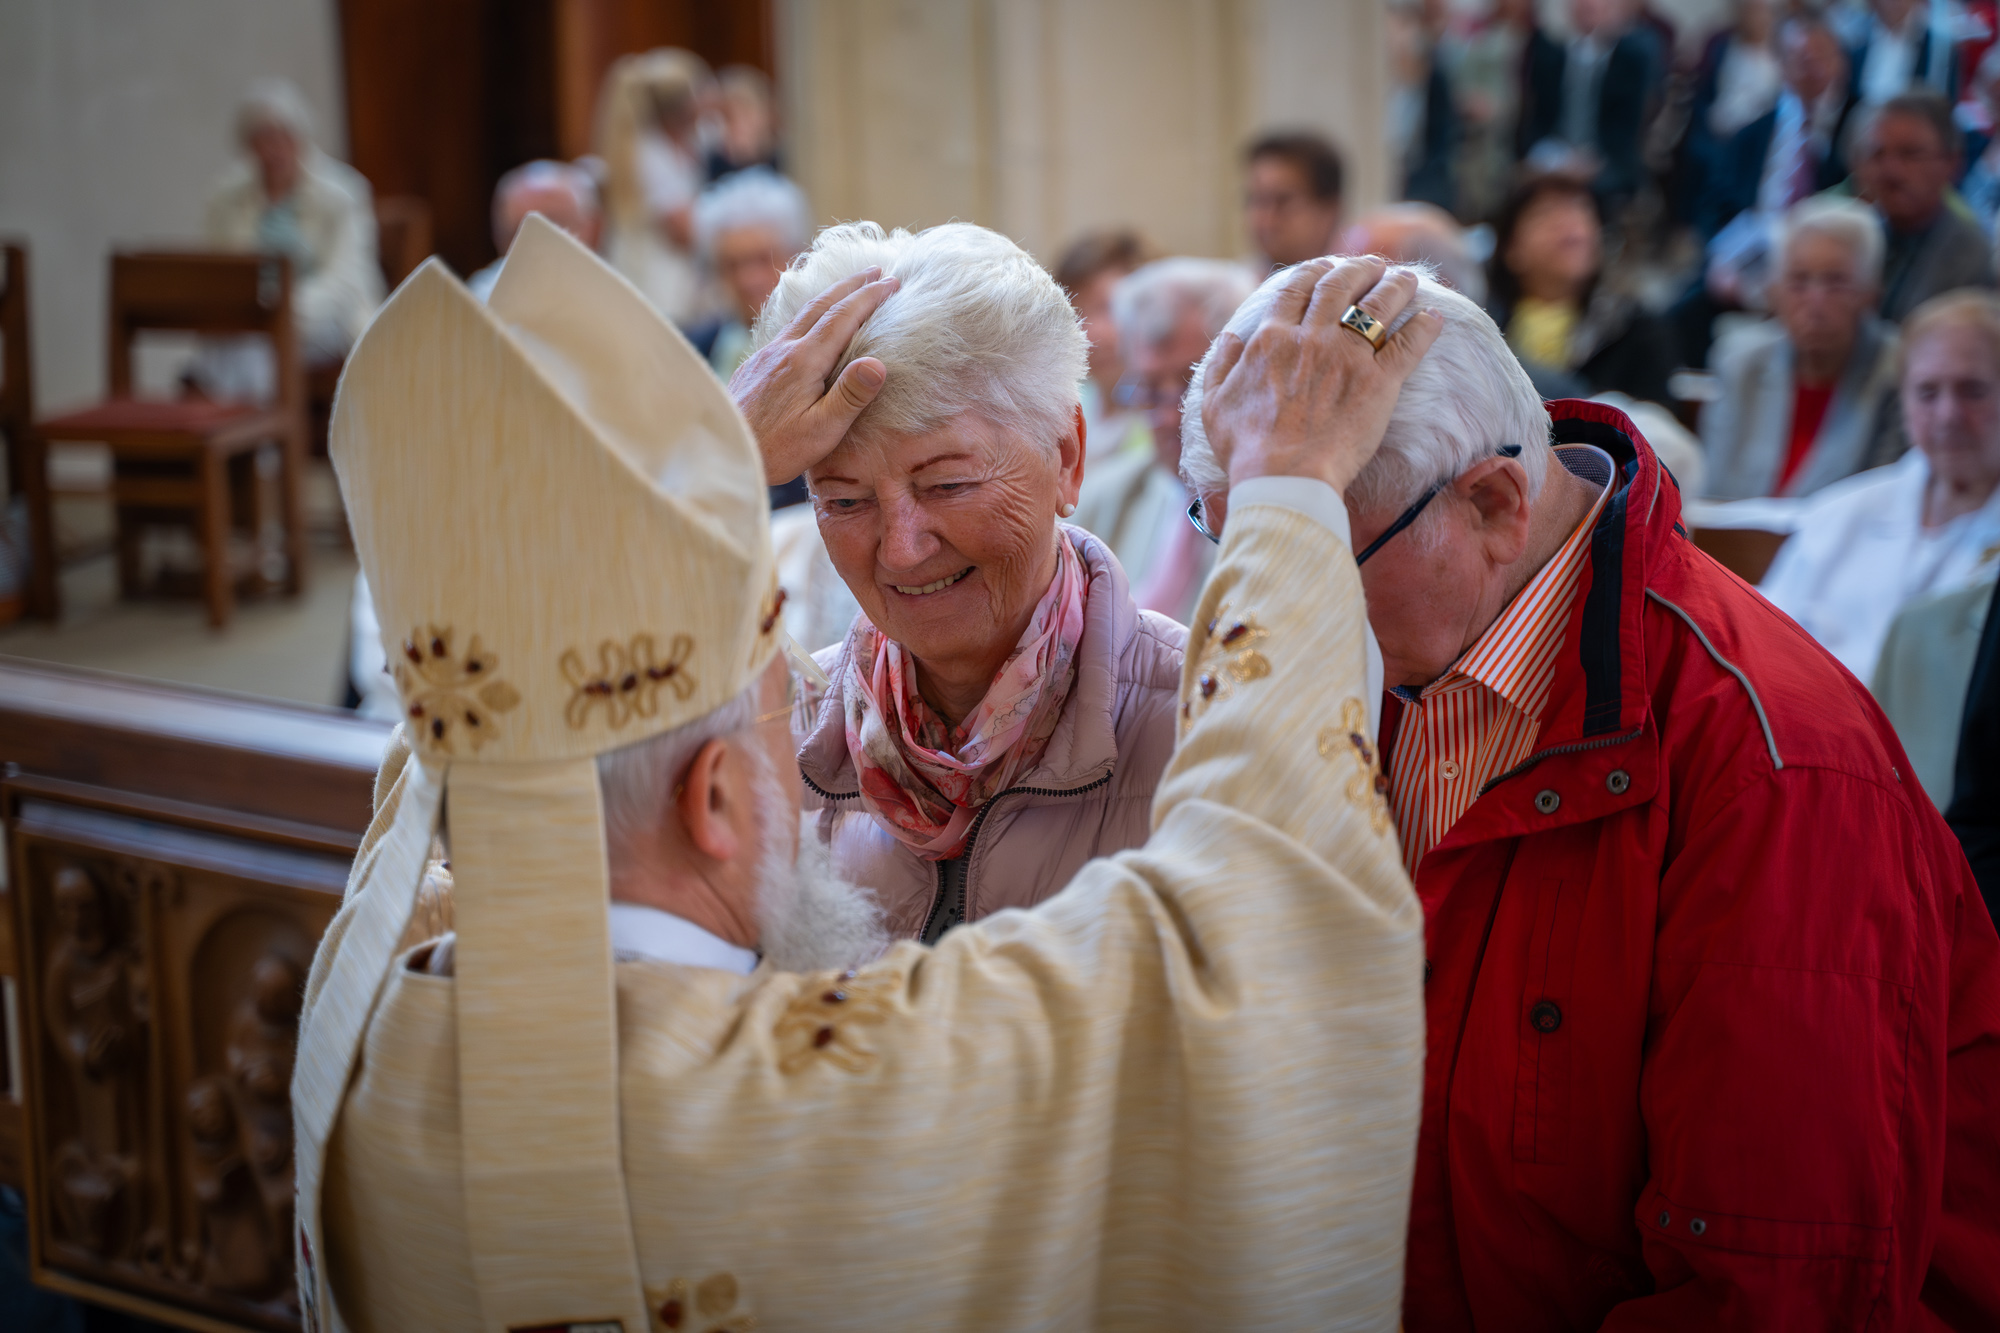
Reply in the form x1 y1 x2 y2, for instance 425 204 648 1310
1702 197 1903 498
1856 92 1994 320
1182 262 2000 1329
296 218 1436 1327
196 77 382 400
1072 257 1254 625
1243 131 1345 269
1695 14 1857 242
463 159 600 301
1518 0 1660 203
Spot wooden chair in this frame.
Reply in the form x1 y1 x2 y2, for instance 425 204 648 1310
33 252 308 628
306 194 432 457
1691 526 1791 585
1 242 33 624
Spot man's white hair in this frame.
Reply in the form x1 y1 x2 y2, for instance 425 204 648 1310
237 77 316 147
1779 196 1885 288
1111 258 1258 351
695 167 812 258
1181 261 1551 527
751 221 1087 451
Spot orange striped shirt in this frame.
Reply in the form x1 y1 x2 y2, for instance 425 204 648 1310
1387 446 1614 871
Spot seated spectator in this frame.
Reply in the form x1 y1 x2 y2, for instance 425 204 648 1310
1947 578 2000 916
706 65 781 181
1486 170 1677 403
596 48 712 324
1242 131 1344 269
1518 0 1661 204
1762 288 2000 677
1444 0 1534 222
463 159 601 301
1959 45 2000 237
685 167 811 381
1872 577 1994 805
1703 198 1904 499
1856 93 1995 319
1071 258 1253 625
1341 202 1488 303
1696 14 1858 241
1052 229 1154 463
1846 0 1957 105
195 77 382 401
1691 0 1784 158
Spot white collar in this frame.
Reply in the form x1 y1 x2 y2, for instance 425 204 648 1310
606 901 759 975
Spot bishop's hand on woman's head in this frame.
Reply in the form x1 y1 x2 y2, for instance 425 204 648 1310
729 266 901 486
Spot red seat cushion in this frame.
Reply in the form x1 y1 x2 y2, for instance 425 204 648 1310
39 397 273 436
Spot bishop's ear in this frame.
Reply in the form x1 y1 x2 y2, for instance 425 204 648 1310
676 738 746 864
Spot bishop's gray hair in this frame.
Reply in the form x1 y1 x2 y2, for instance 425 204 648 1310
750 220 1088 452
596 684 760 868
1180 260 1550 532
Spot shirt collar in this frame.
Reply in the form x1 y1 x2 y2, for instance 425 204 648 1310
1422 443 1617 716
607 901 759 974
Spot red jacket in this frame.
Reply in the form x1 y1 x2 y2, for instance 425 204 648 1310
1394 401 2000 1331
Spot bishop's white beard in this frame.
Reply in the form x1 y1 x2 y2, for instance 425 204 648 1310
751 765 890 974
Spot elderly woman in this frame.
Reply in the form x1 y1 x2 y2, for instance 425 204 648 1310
731 221 1187 941
1762 287 2000 678
197 77 382 399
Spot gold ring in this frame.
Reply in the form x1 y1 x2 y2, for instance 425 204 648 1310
1340 304 1388 350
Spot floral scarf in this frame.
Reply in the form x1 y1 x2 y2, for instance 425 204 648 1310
841 535 1089 860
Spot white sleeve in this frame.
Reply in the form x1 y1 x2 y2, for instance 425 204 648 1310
1226 476 1385 736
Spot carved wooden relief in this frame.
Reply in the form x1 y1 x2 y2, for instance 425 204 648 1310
9 796 345 1333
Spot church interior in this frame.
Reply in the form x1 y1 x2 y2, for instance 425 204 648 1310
2 0 1997 1328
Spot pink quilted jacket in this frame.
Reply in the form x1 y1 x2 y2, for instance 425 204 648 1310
796 525 1187 939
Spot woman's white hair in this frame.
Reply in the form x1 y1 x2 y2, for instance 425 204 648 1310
694 167 813 258
750 221 1088 451
1779 196 1885 288
1111 257 1258 349
1181 260 1551 530
237 77 316 147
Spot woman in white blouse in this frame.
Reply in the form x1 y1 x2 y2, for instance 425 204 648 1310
1763 289 2000 679
594 48 711 325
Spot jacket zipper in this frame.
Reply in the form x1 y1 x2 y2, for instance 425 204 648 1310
1475 724 1644 798
916 772 1114 942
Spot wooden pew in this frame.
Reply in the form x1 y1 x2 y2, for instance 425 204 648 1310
0 656 387 1331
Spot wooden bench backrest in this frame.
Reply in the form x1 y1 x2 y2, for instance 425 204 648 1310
1 243 31 458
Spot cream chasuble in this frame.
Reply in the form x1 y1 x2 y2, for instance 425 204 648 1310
295 215 1423 1333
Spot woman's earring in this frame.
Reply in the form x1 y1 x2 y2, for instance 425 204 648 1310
1059 503 1076 518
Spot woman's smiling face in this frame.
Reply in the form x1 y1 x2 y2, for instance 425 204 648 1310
808 410 1084 683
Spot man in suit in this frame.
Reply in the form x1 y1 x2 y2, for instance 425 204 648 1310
1696 15 1857 241
1846 0 1958 106
1857 93 1996 320
1518 0 1661 204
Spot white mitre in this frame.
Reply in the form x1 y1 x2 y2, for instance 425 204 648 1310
292 215 781 1333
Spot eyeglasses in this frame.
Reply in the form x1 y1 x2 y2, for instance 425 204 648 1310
1185 444 1523 563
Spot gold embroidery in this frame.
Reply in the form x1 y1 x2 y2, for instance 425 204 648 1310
752 580 788 664
395 625 521 753
1180 608 1273 733
561 633 696 730
774 967 898 1075
647 1272 757 1332
1318 697 1391 834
